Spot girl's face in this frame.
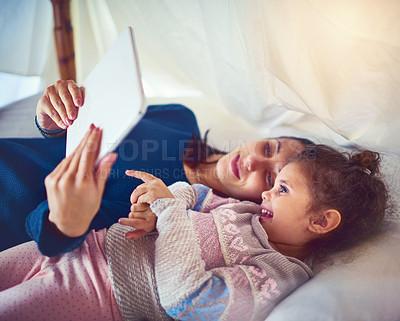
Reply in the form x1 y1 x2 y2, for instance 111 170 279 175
259 162 314 249
214 138 305 202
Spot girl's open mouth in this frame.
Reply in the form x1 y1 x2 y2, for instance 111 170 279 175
260 208 274 219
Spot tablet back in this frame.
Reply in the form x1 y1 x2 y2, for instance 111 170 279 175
66 27 146 164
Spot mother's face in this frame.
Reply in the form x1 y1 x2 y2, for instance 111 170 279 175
214 138 306 202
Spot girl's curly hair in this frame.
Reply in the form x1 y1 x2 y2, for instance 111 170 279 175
294 145 388 259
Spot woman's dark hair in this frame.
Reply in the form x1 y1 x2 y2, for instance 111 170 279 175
183 131 316 168
183 130 226 168
293 144 388 258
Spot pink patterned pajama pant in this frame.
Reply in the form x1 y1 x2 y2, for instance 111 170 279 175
0 229 123 321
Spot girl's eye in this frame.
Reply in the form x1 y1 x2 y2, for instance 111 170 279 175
279 185 288 193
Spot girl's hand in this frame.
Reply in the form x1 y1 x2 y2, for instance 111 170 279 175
121 170 173 240
118 203 157 240
36 80 84 131
45 125 117 237
125 170 174 204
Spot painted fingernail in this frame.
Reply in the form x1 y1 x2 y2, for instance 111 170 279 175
75 99 82 106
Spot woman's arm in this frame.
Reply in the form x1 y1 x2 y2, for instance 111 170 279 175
45 125 116 237
26 125 116 256
25 198 128 256
24 103 200 256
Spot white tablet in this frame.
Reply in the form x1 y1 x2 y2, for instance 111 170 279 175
66 27 146 165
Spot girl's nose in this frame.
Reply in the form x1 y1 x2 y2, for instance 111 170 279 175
261 190 271 202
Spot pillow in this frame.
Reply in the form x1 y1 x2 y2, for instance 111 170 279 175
266 223 400 321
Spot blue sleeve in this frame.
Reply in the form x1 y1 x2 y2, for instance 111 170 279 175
25 198 129 256
25 201 86 256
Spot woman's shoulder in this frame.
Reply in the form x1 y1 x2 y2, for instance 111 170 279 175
146 104 196 120
143 104 200 136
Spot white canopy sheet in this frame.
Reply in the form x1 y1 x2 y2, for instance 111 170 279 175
68 0 400 155
1 0 399 154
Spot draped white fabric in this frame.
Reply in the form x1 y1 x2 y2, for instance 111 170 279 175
74 0 400 156
0 0 53 76
0 0 58 105
1 0 399 155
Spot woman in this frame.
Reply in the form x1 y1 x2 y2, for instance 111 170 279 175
0 80 312 256
0 137 388 320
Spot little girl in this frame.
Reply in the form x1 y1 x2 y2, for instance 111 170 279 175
0 144 388 321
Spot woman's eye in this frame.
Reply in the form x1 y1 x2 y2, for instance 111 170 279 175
267 172 272 187
265 143 271 156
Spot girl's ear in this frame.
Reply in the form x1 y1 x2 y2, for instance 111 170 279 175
309 209 341 235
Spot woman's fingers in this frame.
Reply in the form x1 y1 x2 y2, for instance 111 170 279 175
38 93 67 129
58 80 84 122
58 82 79 121
45 155 72 186
46 124 93 182
47 85 71 127
76 126 101 180
68 81 84 108
94 152 118 195
71 124 117 195
65 124 96 178
36 80 85 131
48 125 94 188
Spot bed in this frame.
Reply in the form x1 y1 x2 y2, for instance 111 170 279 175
1 0 400 320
